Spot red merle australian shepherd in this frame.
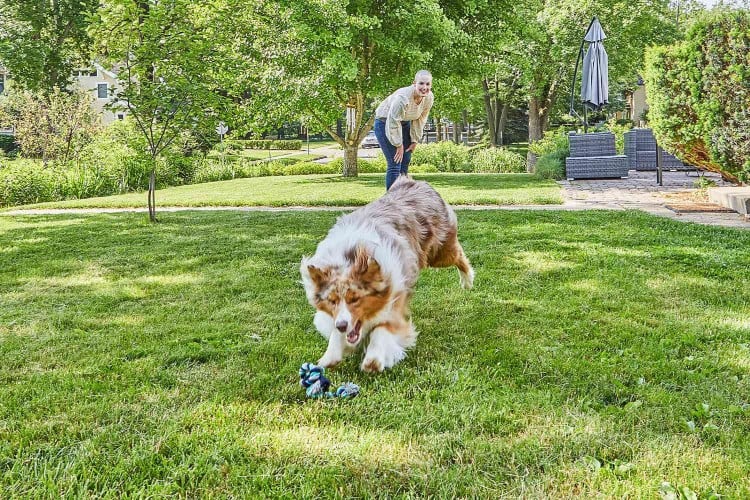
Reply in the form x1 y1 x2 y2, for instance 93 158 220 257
300 176 474 373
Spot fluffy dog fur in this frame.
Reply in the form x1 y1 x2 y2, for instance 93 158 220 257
300 176 474 373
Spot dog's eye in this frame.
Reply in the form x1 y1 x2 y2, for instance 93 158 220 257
347 296 360 305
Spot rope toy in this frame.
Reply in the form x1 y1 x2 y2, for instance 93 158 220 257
299 362 360 400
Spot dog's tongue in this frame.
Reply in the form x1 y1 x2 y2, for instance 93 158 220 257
347 321 362 343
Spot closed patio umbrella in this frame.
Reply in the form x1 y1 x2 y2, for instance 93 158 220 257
569 17 609 132
581 18 608 110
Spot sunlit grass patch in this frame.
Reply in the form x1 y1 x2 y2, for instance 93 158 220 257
0 210 749 496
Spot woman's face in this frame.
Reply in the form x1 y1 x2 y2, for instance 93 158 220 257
414 77 432 97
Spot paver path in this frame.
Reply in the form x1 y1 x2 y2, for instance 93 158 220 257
558 170 749 229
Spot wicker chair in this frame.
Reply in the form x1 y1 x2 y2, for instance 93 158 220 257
565 132 629 180
623 128 693 171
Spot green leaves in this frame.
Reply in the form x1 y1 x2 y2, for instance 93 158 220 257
645 10 750 183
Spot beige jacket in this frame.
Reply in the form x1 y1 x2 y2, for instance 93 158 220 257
374 85 434 147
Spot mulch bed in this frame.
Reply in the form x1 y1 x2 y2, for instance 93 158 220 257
665 202 736 213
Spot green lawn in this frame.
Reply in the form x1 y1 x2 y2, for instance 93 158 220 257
7 173 563 209
1 210 749 496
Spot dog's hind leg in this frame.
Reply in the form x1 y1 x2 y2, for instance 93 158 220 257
361 320 417 373
429 233 474 290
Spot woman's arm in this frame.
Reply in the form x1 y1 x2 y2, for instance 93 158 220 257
410 93 434 145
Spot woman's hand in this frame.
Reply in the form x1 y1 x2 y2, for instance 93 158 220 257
394 145 404 164
406 143 417 153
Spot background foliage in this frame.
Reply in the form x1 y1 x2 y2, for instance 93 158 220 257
644 9 750 183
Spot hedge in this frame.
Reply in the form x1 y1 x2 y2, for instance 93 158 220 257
225 139 303 150
644 10 749 183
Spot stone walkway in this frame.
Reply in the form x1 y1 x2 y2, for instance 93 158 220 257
558 170 749 229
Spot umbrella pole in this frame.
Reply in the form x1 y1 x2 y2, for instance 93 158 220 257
584 106 588 133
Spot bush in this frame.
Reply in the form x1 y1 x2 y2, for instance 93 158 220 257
12 88 101 163
597 119 633 154
469 147 526 173
411 142 471 172
235 139 303 150
528 127 570 158
644 10 750 183
273 140 302 150
0 159 62 206
0 135 18 155
535 152 566 180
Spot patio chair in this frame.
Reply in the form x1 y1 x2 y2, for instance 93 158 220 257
565 132 628 180
623 128 694 171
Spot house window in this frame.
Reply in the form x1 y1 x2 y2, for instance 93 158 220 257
90 69 98 77
97 83 108 99
0 73 5 94
117 114 124 120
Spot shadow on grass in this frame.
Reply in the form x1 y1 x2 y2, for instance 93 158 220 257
1 210 749 496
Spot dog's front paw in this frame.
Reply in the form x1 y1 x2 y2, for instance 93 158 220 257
361 357 383 373
318 352 342 368
361 340 406 373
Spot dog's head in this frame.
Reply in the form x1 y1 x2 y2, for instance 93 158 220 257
300 245 391 346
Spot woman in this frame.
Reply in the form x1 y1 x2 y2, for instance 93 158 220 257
373 70 434 190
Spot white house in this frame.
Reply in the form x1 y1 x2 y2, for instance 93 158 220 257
0 62 126 126
72 63 127 125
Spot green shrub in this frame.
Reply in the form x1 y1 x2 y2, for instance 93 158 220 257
644 10 750 183
410 164 439 173
598 119 633 154
411 142 471 172
470 147 526 173
528 128 570 158
535 152 566 180
0 159 61 206
273 140 302 150
283 161 340 175
239 139 303 150
0 134 18 155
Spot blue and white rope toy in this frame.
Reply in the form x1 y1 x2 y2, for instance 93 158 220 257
299 362 360 399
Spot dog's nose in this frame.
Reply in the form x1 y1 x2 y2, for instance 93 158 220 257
335 320 348 332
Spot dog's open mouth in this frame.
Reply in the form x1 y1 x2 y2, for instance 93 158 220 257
346 320 363 345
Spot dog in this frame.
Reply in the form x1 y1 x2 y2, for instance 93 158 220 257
300 176 474 373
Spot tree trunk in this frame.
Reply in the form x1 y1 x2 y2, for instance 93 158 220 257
148 167 158 223
452 120 460 144
436 118 442 143
498 103 509 146
342 145 358 177
482 79 497 147
527 97 550 172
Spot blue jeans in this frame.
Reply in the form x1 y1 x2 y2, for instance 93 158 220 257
374 119 413 190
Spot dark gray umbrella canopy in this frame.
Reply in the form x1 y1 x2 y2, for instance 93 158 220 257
581 18 608 110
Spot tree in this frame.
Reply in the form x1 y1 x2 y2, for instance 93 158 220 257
0 0 99 94
92 0 232 222
11 88 101 164
516 0 680 169
236 0 458 176
644 9 749 184
437 0 521 147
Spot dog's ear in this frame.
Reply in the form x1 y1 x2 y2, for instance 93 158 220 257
353 245 381 282
306 264 331 288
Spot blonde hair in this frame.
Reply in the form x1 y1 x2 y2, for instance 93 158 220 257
414 70 432 81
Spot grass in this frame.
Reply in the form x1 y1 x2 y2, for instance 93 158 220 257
6 173 563 209
1 209 749 496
